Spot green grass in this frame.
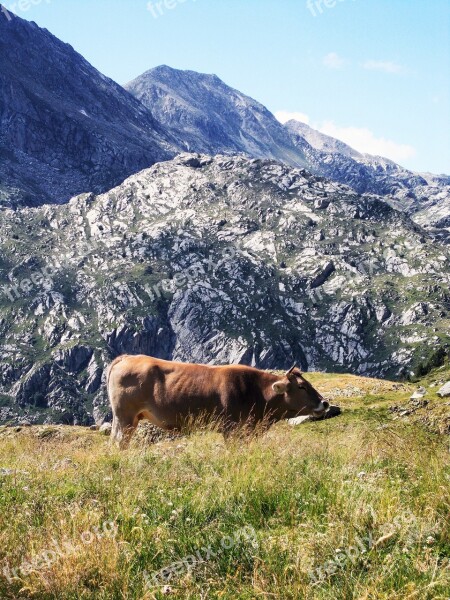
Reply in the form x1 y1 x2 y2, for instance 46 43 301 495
0 372 448 599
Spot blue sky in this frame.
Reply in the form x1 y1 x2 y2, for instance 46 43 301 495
7 0 450 174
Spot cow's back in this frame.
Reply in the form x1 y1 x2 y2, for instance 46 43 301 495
108 355 271 427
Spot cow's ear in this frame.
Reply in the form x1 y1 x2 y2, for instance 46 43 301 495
272 381 288 394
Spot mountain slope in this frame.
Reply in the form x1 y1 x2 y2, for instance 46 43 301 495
285 120 450 240
125 65 307 168
284 120 363 159
125 65 448 239
285 119 429 196
0 13 179 207
0 154 449 425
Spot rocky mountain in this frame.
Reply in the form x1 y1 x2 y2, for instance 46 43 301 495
0 18 449 426
285 120 450 241
284 120 363 159
1 154 449 425
0 11 178 208
125 66 307 169
125 66 449 241
2 5 447 238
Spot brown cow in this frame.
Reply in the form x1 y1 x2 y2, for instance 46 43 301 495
107 355 329 448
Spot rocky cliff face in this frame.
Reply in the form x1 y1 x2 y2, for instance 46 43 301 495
0 154 449 425
0 12 178 207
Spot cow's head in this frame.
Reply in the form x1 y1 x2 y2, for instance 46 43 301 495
272 366 329 418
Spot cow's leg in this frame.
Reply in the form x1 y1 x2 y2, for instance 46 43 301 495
111 413 139 450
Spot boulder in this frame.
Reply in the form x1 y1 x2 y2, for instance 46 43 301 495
437 382 450 398
410 387 427 400
99 422 112 436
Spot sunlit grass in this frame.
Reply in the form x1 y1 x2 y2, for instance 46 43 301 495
0 372 449 599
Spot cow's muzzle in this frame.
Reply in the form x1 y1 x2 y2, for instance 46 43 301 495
313 400 329 416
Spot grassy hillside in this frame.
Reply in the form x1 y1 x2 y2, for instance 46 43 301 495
0 371 449 599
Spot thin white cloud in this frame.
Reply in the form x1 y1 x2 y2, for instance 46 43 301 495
363 60 404 74
323 52 345 69
318 121 416 162
275 111 310 125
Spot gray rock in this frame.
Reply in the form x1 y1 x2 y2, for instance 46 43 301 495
125 66 307 169
410 387 427 400
437 382 450 398
99 423 112 436
54 346 93 375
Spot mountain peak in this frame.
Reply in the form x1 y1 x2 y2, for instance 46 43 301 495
125 66 307 167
